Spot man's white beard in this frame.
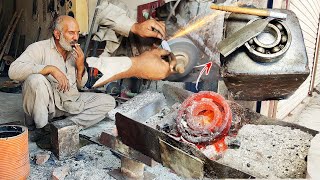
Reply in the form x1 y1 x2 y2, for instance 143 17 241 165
59 33 73 51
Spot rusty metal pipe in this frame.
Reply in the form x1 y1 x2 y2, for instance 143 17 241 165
308 17 320 96
166 0 181 23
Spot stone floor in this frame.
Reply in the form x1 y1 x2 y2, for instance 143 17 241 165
290 90 320 132
1 76 320 179
0 77 24 124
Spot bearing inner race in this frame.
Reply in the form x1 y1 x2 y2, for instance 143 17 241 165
253 23 281 49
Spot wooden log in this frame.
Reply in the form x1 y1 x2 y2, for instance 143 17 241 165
0 11 18 50
0 9 23 61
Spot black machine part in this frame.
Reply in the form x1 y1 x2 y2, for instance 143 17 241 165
221 10 309 101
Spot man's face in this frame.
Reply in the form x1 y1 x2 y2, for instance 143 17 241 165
56 20 80 51
59 32 74 51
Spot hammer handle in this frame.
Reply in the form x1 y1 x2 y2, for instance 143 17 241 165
211 4 269 17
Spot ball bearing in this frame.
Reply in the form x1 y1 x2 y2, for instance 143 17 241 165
244 19 291 63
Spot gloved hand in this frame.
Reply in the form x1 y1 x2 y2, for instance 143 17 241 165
86 56 132 88
86 49 176 88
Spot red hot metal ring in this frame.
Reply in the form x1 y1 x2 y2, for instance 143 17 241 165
176 91 232 144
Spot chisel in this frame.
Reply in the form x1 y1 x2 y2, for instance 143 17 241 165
211 4 287 19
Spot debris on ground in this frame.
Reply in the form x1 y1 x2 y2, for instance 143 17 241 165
28 142 181 180
52 166 69 180
35 151 51 165
217 124 313 178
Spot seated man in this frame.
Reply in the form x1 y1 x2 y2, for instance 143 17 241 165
8 15 173 130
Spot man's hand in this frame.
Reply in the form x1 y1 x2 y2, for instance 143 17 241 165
40 65 70 92
132 49 176 80
72 44 85 80
130 19 166 39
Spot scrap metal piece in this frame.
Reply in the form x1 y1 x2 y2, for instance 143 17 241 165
159 138 204 179
120 156 145 178
51 119 79 160
130 98 166 123
107 90 166 121
108 169 155 180
161 40 171 52
176 91 232 144
162 84 193 107
217 18 272 57
99 131 156 167
115 113 253 179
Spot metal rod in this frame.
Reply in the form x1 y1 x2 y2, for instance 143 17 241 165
83 0 101 89
166 0 181 23
308 16 320 95
84 0 101 56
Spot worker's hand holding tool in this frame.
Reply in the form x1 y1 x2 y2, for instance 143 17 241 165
159 40 179 74
130 19 178 75
86 48 176 87
131 48 176 80
130 19 166 39
86 19 176 87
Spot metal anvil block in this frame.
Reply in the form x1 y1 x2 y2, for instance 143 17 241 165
221 9 309 100
51 119 79 160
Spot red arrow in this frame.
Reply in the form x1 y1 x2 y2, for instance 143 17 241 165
204 61 212 75
195 62 213 91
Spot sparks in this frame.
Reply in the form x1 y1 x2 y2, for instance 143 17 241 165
171 2 245 39
172 12 221 39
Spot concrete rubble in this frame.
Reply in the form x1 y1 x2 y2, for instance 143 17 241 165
52 166 69 180
28 141 182 180
35 151 51 165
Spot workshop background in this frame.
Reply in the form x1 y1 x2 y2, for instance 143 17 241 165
0 0 320 179
0 0 319 120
